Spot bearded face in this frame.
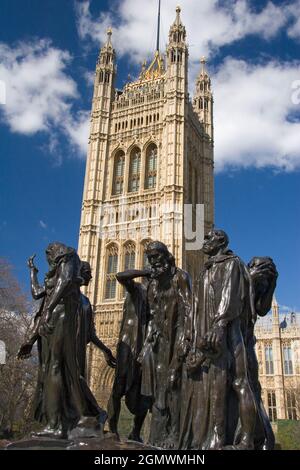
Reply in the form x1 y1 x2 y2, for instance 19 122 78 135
147 249 170 279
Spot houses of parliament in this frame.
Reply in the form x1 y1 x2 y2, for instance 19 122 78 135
78 6 214 404
78 6 299 422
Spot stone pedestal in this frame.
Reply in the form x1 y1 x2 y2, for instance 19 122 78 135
5 433 156 450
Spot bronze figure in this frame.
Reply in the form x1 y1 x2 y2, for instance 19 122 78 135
107 268 151 442
181 230 257 449
18 243 108 439
78 261 116 377
246 256 278 449
139 241 192 448
16 236 278 450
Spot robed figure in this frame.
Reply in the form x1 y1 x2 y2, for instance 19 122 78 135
139 241 192 449
18 243 108 438
108 268 150 442
180 230 257 450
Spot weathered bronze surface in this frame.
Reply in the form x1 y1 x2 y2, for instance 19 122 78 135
107 268 151 442
17 244 114 440
15 234 277 451
138 241 192 448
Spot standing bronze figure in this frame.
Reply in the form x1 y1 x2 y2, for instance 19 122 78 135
78 261 116 378
139 241 192 449
18 243 107 439
181 230 257 449
246 256 278 449
108 268 150 442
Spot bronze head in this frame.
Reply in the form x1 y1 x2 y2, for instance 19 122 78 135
80 261 92 286
146 241 175 279
202 229 229 257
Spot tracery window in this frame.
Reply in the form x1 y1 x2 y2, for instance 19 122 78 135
286 390 297 420
267 391 277 422
122 242 136 297
105 244 118 299
128 147 141 193
112 151 125 195
124 242 136 271
283 343 294 375
145 144 157 189
265 343 274 375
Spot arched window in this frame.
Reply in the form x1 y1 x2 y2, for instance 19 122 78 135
112 151 125 195
283 343 293 375
105 244 118 299
128 147 141 193
124 241 136 271
145 144 157 189
122 242 136 297
286 390 297 420
267 390 277 422
265 343 274 375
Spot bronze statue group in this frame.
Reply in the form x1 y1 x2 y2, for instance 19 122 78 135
18 230 278 450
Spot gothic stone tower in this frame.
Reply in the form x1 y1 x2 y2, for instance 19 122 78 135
78 7 214 405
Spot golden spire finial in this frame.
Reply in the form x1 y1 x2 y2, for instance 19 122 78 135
139 60 147 79
107 27 112 43
175 5 181 24
200 56 207 74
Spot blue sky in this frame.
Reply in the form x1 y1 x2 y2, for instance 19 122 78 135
0 0 299 311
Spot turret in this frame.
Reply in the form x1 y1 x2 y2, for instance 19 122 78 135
193 57 213 140
94 28 116 104
166 6 188 95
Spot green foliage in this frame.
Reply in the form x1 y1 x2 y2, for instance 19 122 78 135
118 399 133 439
276 420 300 450
118 399 151 442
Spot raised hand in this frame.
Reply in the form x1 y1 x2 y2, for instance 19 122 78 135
27 254 38 271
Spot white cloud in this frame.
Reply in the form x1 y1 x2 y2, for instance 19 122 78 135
213 58 300 171
83 70 95 87
287 0 300 40
0 39 89 157
39 220 47 229
75 0 288 63
76 0 300 172
63 110 90 155
279 304 295 312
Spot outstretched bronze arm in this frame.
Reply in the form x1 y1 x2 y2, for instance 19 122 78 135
18 256 45 359
116 268 151 284
89 319 116 368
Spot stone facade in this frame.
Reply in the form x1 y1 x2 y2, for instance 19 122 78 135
78 8 214 405
255 298 300 422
